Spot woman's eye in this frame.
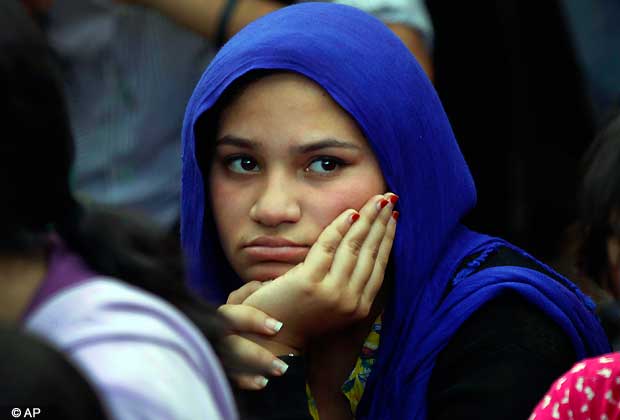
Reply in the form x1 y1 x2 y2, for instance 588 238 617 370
306 157 343 174
227 156 260 173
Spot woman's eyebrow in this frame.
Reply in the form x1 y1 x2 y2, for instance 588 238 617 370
215 135 261 149
292 139 362 154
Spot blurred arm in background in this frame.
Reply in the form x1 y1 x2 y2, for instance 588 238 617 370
334 0 434 79
117 0 434 79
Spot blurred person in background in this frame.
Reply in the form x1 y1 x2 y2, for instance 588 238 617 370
22 0 433 231
2 2 238 418
562 0 620 127
425 0 595 272
577 112 620 349
0 327 107 420
528 113 620 420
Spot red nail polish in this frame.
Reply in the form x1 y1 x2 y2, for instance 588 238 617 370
380 199 389 209
392 211 399 221
389 195 399 204
351 213 360 223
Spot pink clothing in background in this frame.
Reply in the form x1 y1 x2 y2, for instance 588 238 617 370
531 352 620 420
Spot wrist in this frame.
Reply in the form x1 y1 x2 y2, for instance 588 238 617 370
263 340 302 356
242 333 303 356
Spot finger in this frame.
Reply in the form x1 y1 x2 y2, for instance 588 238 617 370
328 194 391 283
301 208 360 280
227 281 265 305
223 335 289 377
348 193 398 292
362 209 398 307
233 374 270 391
218 304 283 335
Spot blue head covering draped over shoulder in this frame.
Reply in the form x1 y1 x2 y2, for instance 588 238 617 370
181 3 609 418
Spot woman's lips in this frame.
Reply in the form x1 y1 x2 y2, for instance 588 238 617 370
242 236 309 263
243 246 309 263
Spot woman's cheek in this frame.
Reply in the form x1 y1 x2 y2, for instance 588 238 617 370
342 185 383 210
308 184 383 227
209 175 246 247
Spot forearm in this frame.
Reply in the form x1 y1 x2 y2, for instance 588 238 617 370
243 332 302 356
143 0 282 43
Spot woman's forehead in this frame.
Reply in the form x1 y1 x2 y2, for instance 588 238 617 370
223 72 332 108
215 72 372 153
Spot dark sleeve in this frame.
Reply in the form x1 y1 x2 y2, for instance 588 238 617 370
237 355 313 420
427 293 577 420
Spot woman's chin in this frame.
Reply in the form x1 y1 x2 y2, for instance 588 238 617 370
244 262 296 282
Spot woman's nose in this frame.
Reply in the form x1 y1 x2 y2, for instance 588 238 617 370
249 172 301 227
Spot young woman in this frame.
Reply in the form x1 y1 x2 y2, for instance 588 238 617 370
1 2 236 419
181 3 610 419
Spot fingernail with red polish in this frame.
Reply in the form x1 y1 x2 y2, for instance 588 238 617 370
389 194 399 204
392 211 400 221
377 199 389 210
350 212 360 223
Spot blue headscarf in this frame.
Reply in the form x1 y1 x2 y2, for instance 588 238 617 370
181 3 610 418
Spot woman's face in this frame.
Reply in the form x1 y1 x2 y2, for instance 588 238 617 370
209 73 386 283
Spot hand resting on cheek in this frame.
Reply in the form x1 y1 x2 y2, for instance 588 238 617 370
242 192 398 350
218 192 397 389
